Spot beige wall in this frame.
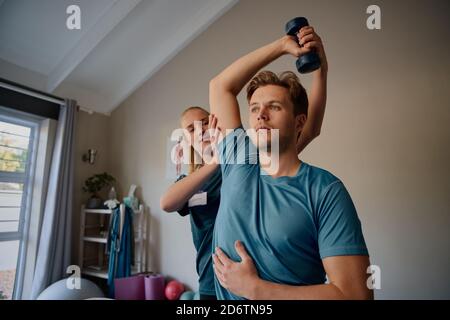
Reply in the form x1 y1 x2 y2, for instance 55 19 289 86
76 0 450 298
72 111 111 264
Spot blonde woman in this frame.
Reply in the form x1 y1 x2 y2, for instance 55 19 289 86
161 107 222 300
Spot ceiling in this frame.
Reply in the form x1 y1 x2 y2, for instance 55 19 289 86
0 0 238 114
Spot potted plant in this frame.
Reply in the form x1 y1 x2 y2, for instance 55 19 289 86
83 172 116 209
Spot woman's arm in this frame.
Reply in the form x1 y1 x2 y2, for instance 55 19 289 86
160 163 219 212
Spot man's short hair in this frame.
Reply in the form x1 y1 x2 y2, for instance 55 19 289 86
246 71 308 116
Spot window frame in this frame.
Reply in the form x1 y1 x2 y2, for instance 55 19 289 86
0 106 41 299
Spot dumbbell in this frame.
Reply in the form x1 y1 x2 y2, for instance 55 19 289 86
285 17 321 74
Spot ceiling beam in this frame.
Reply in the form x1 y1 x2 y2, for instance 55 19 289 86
46 0 142 93
107 0 239 112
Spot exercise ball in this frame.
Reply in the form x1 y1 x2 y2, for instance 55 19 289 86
193 291 200 300
179 290 195 300
164 280 185 300
37 278 104 300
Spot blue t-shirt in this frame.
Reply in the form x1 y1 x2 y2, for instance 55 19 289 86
177 168 222 296
212 128 368 300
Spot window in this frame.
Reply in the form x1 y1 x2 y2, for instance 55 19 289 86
0 109 39 300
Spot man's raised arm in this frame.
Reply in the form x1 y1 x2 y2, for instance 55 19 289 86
209 35 306 132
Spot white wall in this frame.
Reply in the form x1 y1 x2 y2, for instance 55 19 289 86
100 0 450 298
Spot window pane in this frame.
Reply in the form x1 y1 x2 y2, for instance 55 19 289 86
0 207 20 220
0 183 23 233
0 240 19 300
0 221 19 233
0 121 31 173
0 114 37 300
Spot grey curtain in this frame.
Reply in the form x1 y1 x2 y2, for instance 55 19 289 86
30 99 77 299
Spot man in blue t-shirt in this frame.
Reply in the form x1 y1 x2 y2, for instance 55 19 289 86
210 26 372 299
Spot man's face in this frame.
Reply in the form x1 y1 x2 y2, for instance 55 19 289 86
248 85 302 152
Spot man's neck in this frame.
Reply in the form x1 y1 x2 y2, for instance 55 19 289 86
259 147 301 178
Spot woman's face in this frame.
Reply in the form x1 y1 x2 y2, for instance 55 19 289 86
180 109 210 153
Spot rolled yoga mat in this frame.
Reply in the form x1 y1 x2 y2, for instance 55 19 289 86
145 273 165 300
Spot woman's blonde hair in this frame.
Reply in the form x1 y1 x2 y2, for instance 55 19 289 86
180 106 210 174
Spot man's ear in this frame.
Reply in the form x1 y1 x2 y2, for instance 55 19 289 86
295 113 307 134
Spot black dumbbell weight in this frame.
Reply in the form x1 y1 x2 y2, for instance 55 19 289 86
285 17 321 73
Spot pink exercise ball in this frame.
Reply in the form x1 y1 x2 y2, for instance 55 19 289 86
165 280 185 300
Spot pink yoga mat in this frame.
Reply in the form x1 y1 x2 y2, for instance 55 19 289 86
145 273 165 300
